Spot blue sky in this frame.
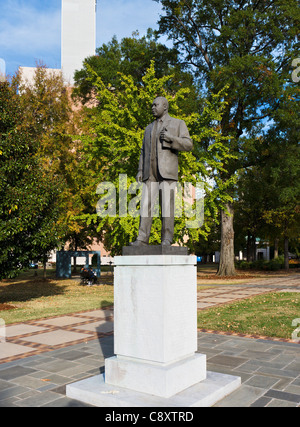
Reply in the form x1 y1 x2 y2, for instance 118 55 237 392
0 0 164 77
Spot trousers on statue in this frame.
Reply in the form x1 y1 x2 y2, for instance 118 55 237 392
137 179 176 244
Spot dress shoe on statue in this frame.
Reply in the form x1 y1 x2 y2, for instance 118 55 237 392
161 240 172 246
129 240 148 247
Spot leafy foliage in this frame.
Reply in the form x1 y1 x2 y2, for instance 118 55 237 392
19 65 99 253
73 30 197 110
0 78 65 279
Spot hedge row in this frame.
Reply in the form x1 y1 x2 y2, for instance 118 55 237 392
236 256 300 271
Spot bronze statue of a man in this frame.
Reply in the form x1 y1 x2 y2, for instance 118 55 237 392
130 96 193 247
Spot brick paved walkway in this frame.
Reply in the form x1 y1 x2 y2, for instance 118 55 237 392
197 274 300 310
0 309 114 364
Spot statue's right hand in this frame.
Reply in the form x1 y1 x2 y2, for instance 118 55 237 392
136 172 143 182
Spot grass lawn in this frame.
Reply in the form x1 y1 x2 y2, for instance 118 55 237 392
198 292 300 340
0 269 114 324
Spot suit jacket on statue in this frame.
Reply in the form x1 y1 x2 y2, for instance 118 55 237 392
138 114 193 181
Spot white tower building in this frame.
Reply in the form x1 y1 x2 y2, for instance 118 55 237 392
61 0 96 85
20 0 96 87
0 58 6 82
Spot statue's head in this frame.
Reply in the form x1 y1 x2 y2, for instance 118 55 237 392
152 96 169 119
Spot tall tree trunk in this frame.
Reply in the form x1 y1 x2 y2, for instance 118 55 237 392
43 254 47 280
284 237 289 271
246 231 251 262
73 257 77 274
73 240 78 274
274 238 279 259
247 234 256 262
217 203 236 276
251 235 257 261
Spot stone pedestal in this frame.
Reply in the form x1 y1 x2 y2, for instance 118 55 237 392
67 253 241 406
105 255 205 398
113 255 197 363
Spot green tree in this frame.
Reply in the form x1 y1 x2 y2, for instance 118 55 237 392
235 136 300 269
234 166 265 262
234 81 300 268
0 78 65 279
75 62 235 256
192 218 221 262
19 65 99 261
73 30 198 113
154 0 299 275
260 126 300 269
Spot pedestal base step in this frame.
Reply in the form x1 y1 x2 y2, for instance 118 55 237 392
66 371 241 407
105 353 206 398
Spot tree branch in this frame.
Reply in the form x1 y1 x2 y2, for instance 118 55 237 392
181 0 212 70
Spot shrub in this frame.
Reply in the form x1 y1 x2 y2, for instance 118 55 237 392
236 256 286 271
